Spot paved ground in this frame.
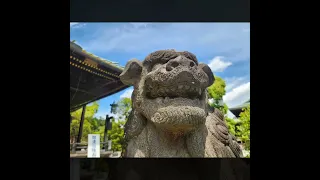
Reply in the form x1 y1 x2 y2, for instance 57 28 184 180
70 151 121 158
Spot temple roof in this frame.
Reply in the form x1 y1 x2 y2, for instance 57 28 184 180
229 99 250 118
230 99 250 110
70 41 130 112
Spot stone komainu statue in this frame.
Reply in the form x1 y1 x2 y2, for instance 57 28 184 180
119 50 243 158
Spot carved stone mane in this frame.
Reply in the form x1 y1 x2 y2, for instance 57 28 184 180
120 50 242 157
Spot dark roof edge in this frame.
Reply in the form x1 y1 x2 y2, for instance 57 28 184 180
70 84 131 112
229 100 250 110
70 41 124 73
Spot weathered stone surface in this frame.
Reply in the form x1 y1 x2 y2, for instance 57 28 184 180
120 50 243 158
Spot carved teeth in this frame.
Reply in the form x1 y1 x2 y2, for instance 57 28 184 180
164 97 170 103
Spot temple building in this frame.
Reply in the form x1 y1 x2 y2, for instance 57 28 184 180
70 41 130 157
229 99 250 118
70 41 130 112
229 99 250 157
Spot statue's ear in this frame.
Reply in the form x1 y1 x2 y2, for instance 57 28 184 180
120 59 143 86
198 63 215 86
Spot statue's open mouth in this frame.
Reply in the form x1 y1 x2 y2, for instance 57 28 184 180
141 75 208 127
146 82 203 100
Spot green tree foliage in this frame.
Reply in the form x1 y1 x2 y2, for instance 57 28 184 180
69 97 134 153
89 98 132 152
108 98 132 151
107 119 126 151
70 119 92 142
88 117 99 132
70 102 99 142
207 76 228 114
207 76 226 102
225 117 237 136
115 97 132 120
91 117 126 152
71 102 99 120
207 75 250 157
238 105 250 151
221 103 229 115
91 117 106 143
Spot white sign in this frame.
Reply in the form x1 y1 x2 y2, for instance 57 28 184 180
87 134 100 158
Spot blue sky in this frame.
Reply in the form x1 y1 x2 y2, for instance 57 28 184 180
70 23 250 119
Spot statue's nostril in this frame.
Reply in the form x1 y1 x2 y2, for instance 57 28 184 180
166 66 173 71
166 61 179 71
172 62 179 68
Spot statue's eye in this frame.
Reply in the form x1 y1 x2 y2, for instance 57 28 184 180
152 63 162 71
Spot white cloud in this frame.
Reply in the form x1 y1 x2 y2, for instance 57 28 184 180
75 23 250 62
120 89 133 99
208 56 232 72
225 76 249 92
70 22 78 27
70 22 86 29
223 82 250 108
129 23 149 29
